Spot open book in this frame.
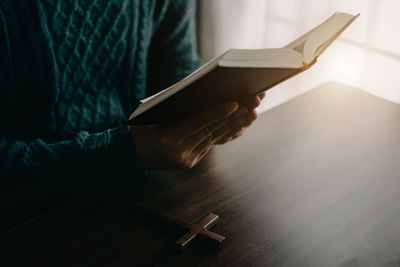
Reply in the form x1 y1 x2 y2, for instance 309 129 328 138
128 12 359 125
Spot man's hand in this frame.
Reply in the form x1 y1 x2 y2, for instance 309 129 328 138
130 93 266 170
215 92 265 144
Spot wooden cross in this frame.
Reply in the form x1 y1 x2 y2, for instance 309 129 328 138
137 202 225 249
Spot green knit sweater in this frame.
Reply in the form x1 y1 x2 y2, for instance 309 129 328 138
0 1 201 196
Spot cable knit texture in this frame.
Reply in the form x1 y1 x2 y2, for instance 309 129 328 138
0 0 202 197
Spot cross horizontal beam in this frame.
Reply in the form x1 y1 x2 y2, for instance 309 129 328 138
137 202 225 249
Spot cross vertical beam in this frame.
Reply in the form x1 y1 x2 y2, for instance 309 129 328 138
137 202 225 249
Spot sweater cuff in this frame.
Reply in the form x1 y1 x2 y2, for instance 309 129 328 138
76 125 147 188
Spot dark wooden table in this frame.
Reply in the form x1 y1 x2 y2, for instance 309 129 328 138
1 82 400 267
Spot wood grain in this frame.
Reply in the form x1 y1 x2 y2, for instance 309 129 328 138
1 82 400 267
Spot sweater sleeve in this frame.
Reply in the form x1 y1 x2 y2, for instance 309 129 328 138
0 125 144 193
0 4 144 195
147 0 203 96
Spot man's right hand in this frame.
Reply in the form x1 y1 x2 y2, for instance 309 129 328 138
130 101 249 170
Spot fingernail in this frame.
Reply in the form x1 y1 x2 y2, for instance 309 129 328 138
234 126 244 134
225 102 238 113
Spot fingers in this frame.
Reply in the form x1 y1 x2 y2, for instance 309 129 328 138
186 106 258 165
244 92 266 109
184 106 248 149
177 134 214 169
184 127 212 150
151 95 265 170
215 126 245 144
190 134 215 166
193 134 214 155
207 105 248 132
245 95 261 109
242 109 258 127
187 107 257 149
172 102 239 138
186 99 259 148
214 109 258 144
207 109 248 144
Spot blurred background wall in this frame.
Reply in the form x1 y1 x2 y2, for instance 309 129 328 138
197 0 400 112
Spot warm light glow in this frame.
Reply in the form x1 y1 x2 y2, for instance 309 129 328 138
199 0 400 111
325 41 365 88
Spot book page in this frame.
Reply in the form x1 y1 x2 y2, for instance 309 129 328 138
285 13 336 51
303 12 356 63
218 48 304 68
313 13 360 59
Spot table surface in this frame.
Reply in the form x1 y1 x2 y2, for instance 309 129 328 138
1 82 400 267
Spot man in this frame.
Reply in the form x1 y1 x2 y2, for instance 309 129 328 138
0 0 264 198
